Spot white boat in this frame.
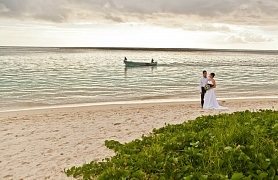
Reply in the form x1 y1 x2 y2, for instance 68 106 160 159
124 60 157 67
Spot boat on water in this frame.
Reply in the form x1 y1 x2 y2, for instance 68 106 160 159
124 59 157 67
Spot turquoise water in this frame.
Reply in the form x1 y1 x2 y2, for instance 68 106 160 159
0 47 277 111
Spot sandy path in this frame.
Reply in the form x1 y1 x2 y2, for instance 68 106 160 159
0 99 277 179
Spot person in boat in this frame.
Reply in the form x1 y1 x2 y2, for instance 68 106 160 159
124 57 127 61
151 59 154 63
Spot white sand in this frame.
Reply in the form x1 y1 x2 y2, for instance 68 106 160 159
0 98 277 179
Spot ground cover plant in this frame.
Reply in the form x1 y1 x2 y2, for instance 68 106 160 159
66 110 278 179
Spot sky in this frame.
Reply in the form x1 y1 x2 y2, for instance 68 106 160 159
0 0 277 50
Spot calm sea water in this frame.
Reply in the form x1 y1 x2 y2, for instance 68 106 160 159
0 47 277 111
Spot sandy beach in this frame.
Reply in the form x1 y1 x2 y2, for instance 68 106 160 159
0 98 277 180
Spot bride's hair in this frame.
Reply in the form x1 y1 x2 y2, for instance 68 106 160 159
210 73 215 77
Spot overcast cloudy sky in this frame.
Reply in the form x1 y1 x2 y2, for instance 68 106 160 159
0 0 277 49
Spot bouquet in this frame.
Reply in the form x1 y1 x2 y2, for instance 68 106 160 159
204 84 213 90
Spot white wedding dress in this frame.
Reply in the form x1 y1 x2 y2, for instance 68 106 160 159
203 80 228 110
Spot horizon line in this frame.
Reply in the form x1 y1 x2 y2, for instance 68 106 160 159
0 45 277 53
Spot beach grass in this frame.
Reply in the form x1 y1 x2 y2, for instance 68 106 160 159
65 110 278 180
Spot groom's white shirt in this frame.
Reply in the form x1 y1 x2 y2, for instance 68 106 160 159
200 77 209 92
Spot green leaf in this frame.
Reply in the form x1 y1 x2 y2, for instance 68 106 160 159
258 172 268 180
224 146 233 151
231 173 244 180
184 175 193 180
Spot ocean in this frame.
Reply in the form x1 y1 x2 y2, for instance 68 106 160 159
0 47 277 112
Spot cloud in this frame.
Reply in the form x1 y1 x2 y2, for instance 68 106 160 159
104 14 124 23
224 32 273 43
0 0 72 22
0 3 8 13
0 0 277 26
183 23 232 32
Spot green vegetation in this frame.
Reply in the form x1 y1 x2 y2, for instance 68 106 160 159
66 110 278 180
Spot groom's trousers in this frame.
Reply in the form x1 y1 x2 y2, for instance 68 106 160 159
201 87 206 107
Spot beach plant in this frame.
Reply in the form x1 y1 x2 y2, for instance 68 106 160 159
66 110 278 180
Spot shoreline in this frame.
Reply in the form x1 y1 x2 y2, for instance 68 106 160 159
1 95 278 114
0 98 277 179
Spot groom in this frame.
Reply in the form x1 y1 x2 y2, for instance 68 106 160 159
200 70 209 108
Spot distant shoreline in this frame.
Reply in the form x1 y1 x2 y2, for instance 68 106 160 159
1 46 277 54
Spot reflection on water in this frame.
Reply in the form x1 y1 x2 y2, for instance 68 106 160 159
124 66 157 77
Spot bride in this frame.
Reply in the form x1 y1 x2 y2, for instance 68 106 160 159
203 73 228 110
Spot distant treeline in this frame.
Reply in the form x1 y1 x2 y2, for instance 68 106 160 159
1 46 277 54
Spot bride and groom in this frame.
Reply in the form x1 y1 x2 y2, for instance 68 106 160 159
200 71 228 110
